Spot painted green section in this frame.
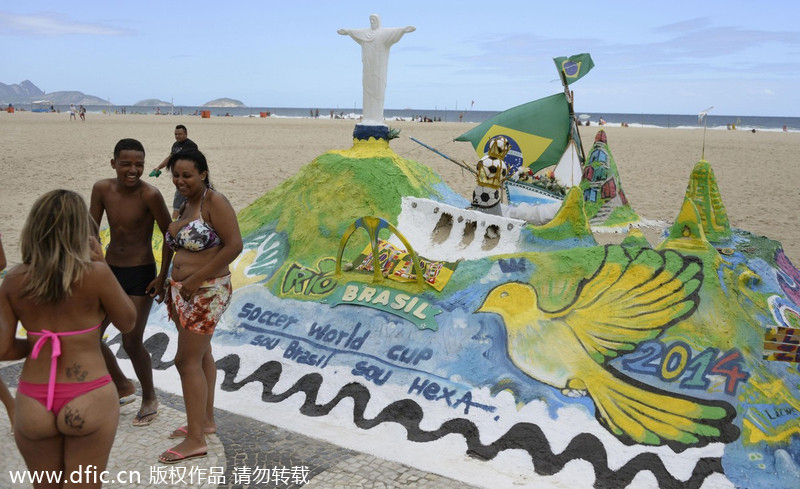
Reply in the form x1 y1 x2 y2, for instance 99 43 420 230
237 142 465 296
684 160 732 242
527 187 595 242
659 197 719 256
620 228 652 248
602 205 641 227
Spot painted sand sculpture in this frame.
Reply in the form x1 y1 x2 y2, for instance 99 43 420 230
108 42 798 488
120 129 800 488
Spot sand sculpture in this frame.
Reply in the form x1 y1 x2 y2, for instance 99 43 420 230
110 20 800 489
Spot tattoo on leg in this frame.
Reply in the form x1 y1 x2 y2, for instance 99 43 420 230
64 407 85 430
66 363 88 381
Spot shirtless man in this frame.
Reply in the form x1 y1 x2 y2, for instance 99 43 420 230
90 138 173 426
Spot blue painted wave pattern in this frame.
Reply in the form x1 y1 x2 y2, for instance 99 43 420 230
124 332 728 489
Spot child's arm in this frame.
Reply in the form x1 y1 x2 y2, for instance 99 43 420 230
145 186 174 302
89 181 106 239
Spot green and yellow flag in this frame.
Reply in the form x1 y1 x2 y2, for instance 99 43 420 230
455 92 570 175
553 53 594 85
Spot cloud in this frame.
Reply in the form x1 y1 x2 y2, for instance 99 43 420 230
0 11 132 36
654 17 713 34
443 17 800 82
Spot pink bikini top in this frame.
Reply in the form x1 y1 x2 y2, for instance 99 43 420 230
28 323 102 411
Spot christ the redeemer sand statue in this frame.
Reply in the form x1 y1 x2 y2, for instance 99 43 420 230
338 14 415 128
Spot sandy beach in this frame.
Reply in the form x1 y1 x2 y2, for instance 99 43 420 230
1 111 798 266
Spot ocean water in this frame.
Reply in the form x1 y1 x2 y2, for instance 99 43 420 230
24 104 800 132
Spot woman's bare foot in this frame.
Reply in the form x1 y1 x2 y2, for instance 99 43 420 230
159 439 208 464
117 378 136 399
132 400 159 427
168 423 217 439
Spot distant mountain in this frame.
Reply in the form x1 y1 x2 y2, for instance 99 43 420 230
203 98 245 108
1 80 247 107
134 99 172 106
44 91 109 105
0 80 107 105
0 80 43 102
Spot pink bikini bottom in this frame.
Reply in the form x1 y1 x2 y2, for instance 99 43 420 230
17 375 112 415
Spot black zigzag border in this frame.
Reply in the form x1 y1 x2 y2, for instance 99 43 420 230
131 332 726 489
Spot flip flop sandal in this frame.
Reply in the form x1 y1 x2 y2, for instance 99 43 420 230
132 410 158 427
158 449 207 464
119 396 136 407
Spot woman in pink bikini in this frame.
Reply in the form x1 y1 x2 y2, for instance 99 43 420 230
0 189 136 483
158 149 242 464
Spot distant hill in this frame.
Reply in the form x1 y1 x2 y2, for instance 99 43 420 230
0 80 107 105
203 98 245 108
134 99 172 106
1 80 248 107
0 80 43 102
43 91 108 105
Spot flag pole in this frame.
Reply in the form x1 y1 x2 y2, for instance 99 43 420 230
702 120 707 160
559 68 585 158
698 106 713 160
410 137 477 175
559 67 586 179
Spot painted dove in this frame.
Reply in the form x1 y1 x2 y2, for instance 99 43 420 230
478 245 737 447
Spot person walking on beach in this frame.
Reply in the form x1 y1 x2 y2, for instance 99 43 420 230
151 125 199 218
90 138 173 427
159 149 242 463
0 190 136 484
79 105 86 121
0 234 15 430
69 104 77 121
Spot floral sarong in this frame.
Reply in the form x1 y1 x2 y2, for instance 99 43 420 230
167 274 232 334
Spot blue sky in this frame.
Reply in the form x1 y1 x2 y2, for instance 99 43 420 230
2 1 799 116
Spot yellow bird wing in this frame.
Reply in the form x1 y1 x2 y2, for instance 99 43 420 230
551 246 703 363
584 361 736 447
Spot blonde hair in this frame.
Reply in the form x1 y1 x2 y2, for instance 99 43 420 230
20 190 94 303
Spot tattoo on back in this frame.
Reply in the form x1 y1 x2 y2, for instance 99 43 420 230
66 363 88 381
64 407 85 430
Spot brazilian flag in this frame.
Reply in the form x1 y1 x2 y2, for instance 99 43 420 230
554 53 594 85
455 93 570 175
